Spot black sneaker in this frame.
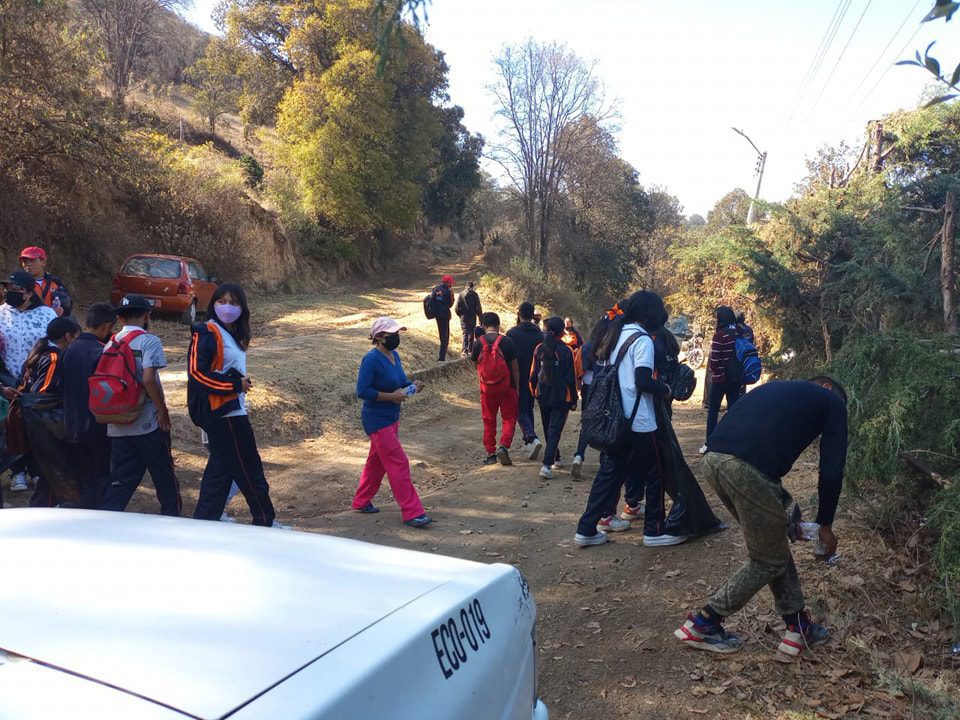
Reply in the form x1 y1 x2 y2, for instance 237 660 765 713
496 445 512 466
482 454 498 465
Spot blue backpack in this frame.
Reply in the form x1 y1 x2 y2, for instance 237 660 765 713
727 336 762 385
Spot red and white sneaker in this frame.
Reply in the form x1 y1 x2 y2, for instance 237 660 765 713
597 516 631 533
778 615 830 657
619 502 645 522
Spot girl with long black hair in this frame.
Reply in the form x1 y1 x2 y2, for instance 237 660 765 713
530 316 578 480
571 318 611 479
188 282 286 528
574 291 684 547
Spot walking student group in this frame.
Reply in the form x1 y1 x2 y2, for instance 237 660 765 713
364 275 849 659
0 246 287 530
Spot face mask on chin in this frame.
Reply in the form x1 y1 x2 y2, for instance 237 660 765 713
382 332 400 351
5 291 24 308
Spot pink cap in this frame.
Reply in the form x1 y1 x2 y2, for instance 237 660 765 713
369 316 406 339
19 246 46 261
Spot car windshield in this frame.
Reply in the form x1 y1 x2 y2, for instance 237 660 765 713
121 257 181 280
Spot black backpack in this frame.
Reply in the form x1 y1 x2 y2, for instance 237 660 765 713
670 363 697 401
423 293 436 320
581 331 646 451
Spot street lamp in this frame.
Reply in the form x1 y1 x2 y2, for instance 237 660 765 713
732 127 767 224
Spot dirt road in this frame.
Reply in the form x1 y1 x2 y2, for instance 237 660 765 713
11 257 956 719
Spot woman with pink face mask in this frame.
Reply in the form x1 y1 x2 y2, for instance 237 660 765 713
188 283 287 528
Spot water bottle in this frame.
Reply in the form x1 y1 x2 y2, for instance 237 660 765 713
403 384 417 397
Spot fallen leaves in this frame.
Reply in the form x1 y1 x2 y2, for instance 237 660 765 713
893 650 923 674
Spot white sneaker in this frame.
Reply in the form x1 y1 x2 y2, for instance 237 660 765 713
538 465 554 480
571 455 583 479
526 438 543 461
271 520 292 530
574 531 609 547
219 512 236 523
643 532 689 547
698 444 708 455
551 461 562 471
10 472 28 492
597 516 631 533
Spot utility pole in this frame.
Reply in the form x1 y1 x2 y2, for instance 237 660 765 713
943 191 957 334
732 127 766 224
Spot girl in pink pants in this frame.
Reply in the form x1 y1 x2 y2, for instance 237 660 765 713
352 317 433 528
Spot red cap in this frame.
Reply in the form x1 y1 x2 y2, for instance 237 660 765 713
19 247 46 261
441 275 454 285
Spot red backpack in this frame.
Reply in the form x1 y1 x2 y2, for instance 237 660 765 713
88 330 147 424
477 335 509 388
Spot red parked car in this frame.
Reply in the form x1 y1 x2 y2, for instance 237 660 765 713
110 254 219 324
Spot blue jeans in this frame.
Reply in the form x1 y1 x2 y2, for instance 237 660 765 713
517 383 538 443
103 429 182 516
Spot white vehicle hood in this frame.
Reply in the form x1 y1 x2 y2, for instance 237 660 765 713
0 510 487 719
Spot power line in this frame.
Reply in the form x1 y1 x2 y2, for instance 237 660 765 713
844 0 923 111
850 23 923 117
788 0 853 123
807 0 875 117
796 1 846 101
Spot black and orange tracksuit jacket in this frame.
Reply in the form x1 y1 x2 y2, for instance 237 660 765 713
187 321 244 429
32 273 72 315
21 342 63 394
530 342 578 409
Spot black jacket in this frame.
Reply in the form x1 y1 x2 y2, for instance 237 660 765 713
530 342 578 409
61 332 106 443
187 321 244 428
506 322 544 385
456 289 483 321
431 284 453 320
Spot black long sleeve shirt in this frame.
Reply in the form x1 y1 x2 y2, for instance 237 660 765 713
706 380 848 525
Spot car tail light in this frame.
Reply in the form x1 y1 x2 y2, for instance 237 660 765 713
177 282 190 295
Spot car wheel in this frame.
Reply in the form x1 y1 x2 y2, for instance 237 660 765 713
181 300 197 325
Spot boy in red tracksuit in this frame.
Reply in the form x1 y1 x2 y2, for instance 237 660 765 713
471 312 520 466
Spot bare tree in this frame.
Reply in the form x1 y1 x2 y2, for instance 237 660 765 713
490 39 615 271
80 0 188 109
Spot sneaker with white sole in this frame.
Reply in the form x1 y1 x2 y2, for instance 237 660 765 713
571 455 583 479
538 465 554 480
219 512 237 523
674 614 744 654
271 520 292 530
643 532 689 547
574 530 609 547
496 445 513 466
698 444 708 455
10 472 28 492
526 438 543 461
552 460 562 470
619 503 645 522
778 614 830 657
597 516 631 533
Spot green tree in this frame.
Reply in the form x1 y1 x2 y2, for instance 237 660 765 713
186 39 243 133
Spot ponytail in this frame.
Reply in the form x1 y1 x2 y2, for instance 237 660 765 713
540 316 565 384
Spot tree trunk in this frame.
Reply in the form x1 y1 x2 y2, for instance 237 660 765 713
821 309 833 362
943 191 957 334
538 204 550 272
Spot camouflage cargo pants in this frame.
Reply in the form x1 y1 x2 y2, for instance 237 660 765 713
701 452 804 617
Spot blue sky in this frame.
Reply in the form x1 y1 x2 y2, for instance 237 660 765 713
185 0 959 216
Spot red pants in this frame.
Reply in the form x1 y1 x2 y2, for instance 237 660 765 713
353 422 425 521
480 385 518 455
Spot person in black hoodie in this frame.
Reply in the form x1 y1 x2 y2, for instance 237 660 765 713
61 303 117 509
20 315 80 506
530 316 578 480
506 302 545 460
456 281 483 356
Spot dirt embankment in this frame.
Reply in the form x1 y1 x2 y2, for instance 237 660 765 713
8 256 958 719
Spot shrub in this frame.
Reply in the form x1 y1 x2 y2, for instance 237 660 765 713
237 154 264 188
827 330 960 627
